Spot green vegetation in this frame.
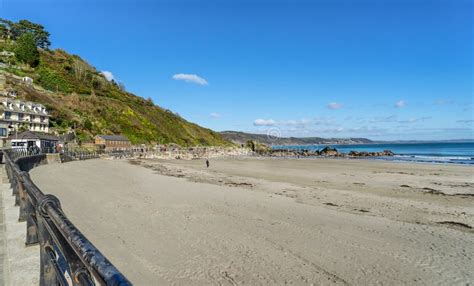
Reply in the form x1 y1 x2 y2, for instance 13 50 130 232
0 18 231 146
0 18 50 48
15 33 39 67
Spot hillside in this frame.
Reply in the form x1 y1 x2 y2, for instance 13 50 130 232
0 36 230 145
220 131 373 146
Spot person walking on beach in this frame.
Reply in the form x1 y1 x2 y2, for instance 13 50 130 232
206 159 210 168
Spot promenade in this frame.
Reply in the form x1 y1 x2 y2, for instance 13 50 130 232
0 166 39 285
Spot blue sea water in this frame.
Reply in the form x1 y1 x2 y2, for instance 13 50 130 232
272 142 474 165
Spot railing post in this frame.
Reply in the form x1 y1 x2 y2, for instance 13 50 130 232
37 195 62 286
26 204 39 245
18 174 28 221
12 173 20 206
37 215 59 286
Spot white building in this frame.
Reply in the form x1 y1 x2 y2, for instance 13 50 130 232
8 130 59 152
0 98 50 140
0 51 14 57
22 76 33 85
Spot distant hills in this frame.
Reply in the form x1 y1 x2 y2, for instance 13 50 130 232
220 131 474 146
219 131 373 146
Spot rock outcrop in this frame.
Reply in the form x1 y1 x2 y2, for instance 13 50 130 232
267 147 395 158
348 150 394 157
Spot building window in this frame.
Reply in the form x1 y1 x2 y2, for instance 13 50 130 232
5 111 11 119
40 116 45 122
0 128 7 137
19 113 24 121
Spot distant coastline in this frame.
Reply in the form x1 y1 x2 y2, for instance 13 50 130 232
220 131 474 146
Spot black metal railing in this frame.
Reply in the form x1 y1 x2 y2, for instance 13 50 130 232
2 148 132 286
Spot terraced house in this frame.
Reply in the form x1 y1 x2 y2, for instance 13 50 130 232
0 98 50 140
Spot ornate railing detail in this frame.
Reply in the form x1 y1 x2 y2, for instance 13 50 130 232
2 148 132 286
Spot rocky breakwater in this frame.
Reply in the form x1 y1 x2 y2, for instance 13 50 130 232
268 147 395 158
348 150 395 157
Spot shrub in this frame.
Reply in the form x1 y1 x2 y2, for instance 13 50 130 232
37 66 71 92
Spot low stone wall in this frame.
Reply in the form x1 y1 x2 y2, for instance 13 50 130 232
117 147 254 160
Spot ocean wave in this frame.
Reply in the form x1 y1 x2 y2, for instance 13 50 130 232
386 155 474 165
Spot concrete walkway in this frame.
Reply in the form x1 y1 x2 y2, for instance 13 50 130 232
0 172 8 286
0 166 39 285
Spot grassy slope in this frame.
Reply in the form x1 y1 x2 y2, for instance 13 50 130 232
2 48 230 146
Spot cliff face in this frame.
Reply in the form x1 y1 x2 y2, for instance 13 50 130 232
1 49 231 146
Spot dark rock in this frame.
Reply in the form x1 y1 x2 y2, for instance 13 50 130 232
320 146 339 156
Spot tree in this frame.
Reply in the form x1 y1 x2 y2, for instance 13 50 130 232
15 33 39 67
12 20 51 49
83 118 93 130
146 97 154 106
0 19 13 39
0 18 50 49
0 24 7 40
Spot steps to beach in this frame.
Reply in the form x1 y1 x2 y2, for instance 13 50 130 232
0 165 39 286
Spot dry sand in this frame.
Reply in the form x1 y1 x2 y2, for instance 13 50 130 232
30 158 474 285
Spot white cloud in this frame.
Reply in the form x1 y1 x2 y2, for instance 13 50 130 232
172 73 209 86
210 112 221 118
369 115 397 123
346 126 387 135
327 102 343 110
394 100 405 108
281 119 312 127
398 116 431 124
253 119 276 126
457 119 473 124
101 71 114 82
253 117 337 128
433 99 454 105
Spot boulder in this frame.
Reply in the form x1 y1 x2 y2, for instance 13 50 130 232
320 146 339 156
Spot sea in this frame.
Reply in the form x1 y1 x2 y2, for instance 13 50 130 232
272 142 474 165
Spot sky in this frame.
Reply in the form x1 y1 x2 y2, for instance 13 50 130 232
1 0 473 140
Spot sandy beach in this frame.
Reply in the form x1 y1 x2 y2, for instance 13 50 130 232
30 158 474 285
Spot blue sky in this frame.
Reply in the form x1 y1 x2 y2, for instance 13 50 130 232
1 0 473 140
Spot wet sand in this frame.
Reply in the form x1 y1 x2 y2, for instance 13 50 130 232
30 158 474 285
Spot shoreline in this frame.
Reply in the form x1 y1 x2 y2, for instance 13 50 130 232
186 154 474 166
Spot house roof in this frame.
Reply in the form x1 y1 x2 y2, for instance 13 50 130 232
0 98 49 116
8 130 59 141
96 134 130 141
